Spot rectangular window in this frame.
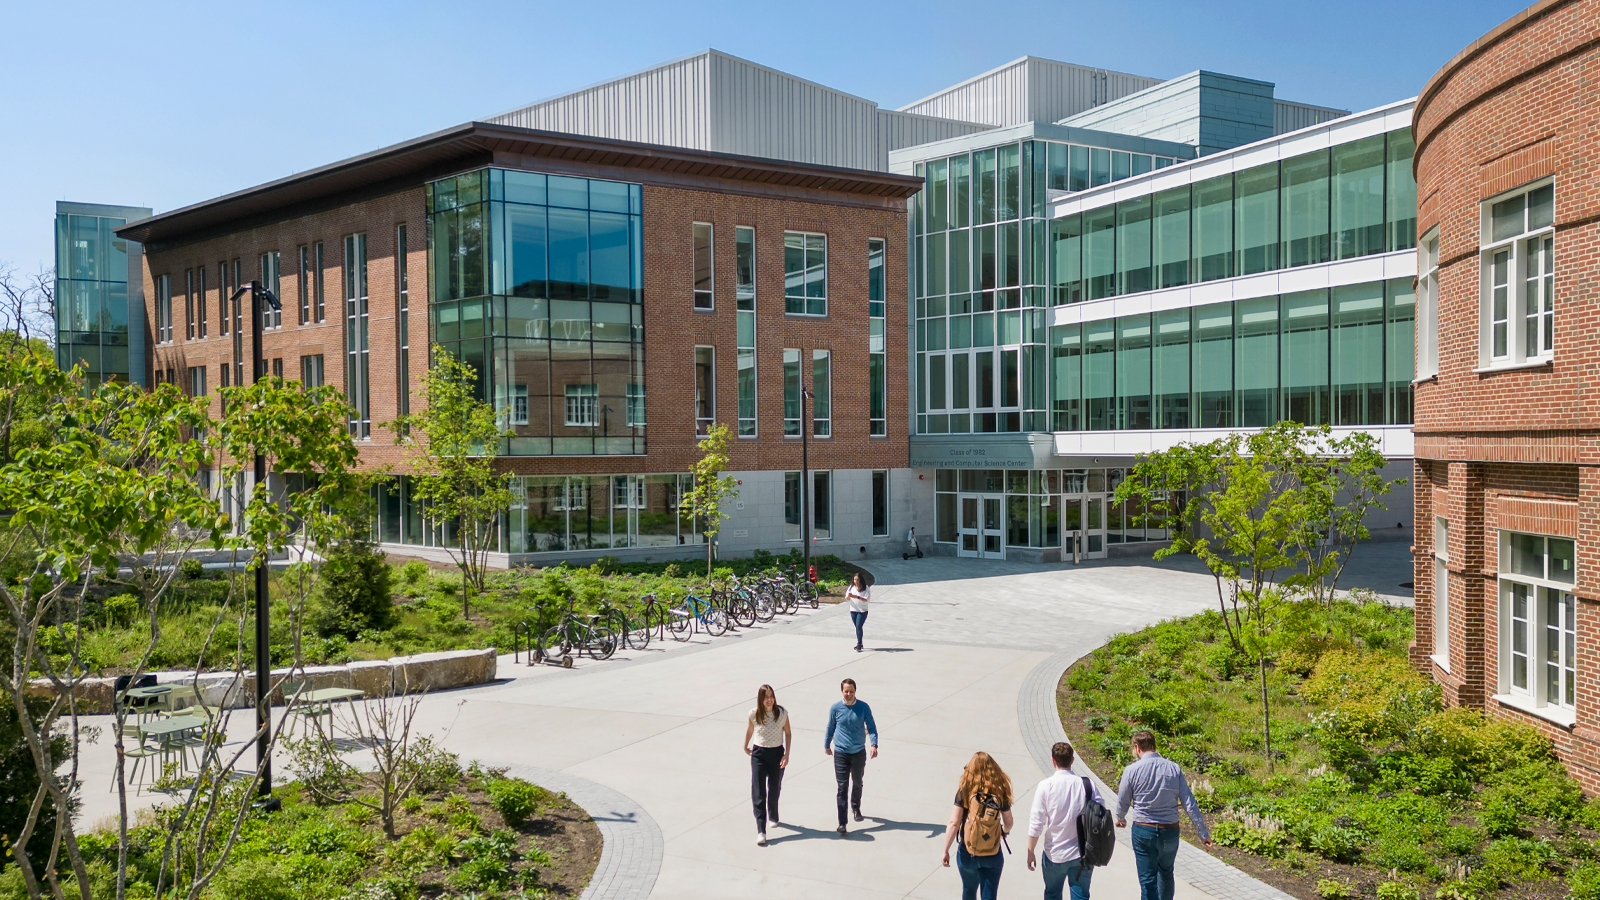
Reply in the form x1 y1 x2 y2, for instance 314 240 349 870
694 346 714 436
952 154 972 228
1153 309 1189 428
1499 530 1577 710
260 251 281 329
1050 324 1081 431
1281 151 1331 268
1116 315 1152 429
1051 214 1082 305
272 357 283 379
1331 282 1384 426
1417 230 1440 379
975 148 997 224
1481 182 1554 366
300 354 324 389
784 232 827 315
1116 196 1152 295
1069 145 1089 192
1083 206 1116 301
693 222 713 309
1386 129 1418 252
868 238 886 436
1235 165 1278 275
313 242 326 322
1331 135 1386 260
1235 296 1279 427
926 159 949 231
627 383 646 426
298 246 311 324
812 350 831 437
510 384 529 425
397 224 410 425
187 365 206 397
185 269 195 339
564 383 598 427
219 262 231 336
1152 187 1190 289
156 275 172 343
1386 278 1416 425
784 471 802 541
1083 320 1115 429
734 226 757 436
344 234 370 438
812 470 832 541
1090 148 1110 187
1434 516 1450 666
783 349 801 436
1282 289 1331 425
1192 303 1233 428
872 470 889 537
998 144 1020 222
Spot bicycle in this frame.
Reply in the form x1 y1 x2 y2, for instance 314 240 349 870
634 594 672 644
598 597 649 651
539 601 619 661
665 591 729 639
784 565 820 609
732 575 776 623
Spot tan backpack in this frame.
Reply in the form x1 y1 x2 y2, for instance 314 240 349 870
962 790 1005 857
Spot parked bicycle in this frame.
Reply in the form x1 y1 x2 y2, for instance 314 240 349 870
539 600 619 661
662 590 729 639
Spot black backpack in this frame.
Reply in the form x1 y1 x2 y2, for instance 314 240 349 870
1076 776 1116 867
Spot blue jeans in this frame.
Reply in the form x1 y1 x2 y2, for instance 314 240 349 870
1041 853 1092 900
955 845 1003 900
850 610 868 647
1131 824 1180 900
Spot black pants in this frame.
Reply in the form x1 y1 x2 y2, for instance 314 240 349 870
751 745 784 832
834 749 866 825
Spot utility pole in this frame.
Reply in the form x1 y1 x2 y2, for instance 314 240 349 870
801 385 812 579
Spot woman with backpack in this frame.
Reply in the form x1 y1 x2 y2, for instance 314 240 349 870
940 751 1014 900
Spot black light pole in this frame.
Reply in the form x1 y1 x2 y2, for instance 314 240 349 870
229 280 280 800
801 386 813 579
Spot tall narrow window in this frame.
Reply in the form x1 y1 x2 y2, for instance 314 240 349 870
260 251 281 329
736 226 756 436
344 234 370 439
784 471 802 540
1433 516 1450 666
868 239 886 436
626 383 646 426
1498 531 1576 711
397 224 410 426
694 346 714 436
1417 230 1440 379
1193 174 1234 282
185 269 195 339
812 349 831 437
783 349 801 436
872 471 889 537
812 471 832 540
187 365 206 398
693 222 714 309
784 232 827 315
197 267 208 338
1281 151 1330 268
1386 128 1418 252
298 246 311 324
564 384 598 427
301 354 324 389
1481 182 1553 367
156 275 172 343
219 262 230 336
313 242 326 323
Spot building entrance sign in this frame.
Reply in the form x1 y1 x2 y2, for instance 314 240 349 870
957 493 1005 559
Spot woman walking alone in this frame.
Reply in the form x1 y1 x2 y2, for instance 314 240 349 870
743 684 791 846
940 751 1014 900
845 572 871 651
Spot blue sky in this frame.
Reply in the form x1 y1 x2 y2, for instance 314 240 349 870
1 0 1527 277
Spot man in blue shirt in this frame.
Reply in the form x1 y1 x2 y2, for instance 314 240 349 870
1115 730 1212 900
823 677 878 834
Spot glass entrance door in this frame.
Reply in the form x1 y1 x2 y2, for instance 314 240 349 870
957 493 1006 559
1062 493 1107 560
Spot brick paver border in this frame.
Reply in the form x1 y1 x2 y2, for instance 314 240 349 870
1017 651 1299 900
492 764 663 900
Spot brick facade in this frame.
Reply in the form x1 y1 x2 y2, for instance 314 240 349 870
129 125 920 548
1413 0 1600 791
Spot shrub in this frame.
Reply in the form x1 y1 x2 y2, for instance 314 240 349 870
1315 878 1349 899
1305 826 1363 863
312 535 395 638
1206 642 1250 681
400 559 430 587
1212 819 1293 858
1571 862 1600 900
178 557 206 580
448 857 513 891
1410 707 1552 781
1482 759 1584 823
101 592 141 628
210 858 295 900
486 777 550 828
1126 693 1191 734
1373 751 1471 798
1375 882 1419 900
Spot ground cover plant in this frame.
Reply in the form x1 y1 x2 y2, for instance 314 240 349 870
49 549 857 675
0 753 600 900
1059 598 1600 900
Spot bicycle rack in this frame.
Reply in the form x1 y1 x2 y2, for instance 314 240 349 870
512 621 535 666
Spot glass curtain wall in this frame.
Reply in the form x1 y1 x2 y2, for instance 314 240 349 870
428 168 645 455
1047 277 1413 432
55 213 132 385
1046 129 1417 308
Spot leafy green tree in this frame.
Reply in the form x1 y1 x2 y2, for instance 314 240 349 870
680 423 740 577
390 350 512 617
1116 422 1405 769
312 525 396 639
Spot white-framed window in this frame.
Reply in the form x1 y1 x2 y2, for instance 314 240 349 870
564 383 598 427
613 475 645 509
1498 530 1576 712
511 384 529 426
261 251 282 329
693 222 714 310
185 269 196 339
736 226 757 436
155 275 172 343
1433 516 1449 668
811 349 831 437
784 232 827 315
1480 182 1553 368
694 346 715 436
300 354 324 389
626 384 646 427
783 348 801 436
1418 229 1439 379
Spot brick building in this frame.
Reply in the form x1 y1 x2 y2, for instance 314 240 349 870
118 125 921 564
1411 0 1600 788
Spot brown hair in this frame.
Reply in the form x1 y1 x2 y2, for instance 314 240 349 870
956 751 1013 808
1131 730 1157 753
852 572 867 590
1051 741 1075 769
841 677 856 690
754 684 783 725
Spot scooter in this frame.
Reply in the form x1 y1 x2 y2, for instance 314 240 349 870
902 526 924 560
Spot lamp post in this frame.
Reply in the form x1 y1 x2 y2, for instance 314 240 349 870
801 386 813 579
228 280 280 801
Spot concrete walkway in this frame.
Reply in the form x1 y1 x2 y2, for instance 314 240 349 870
77 543 1414 898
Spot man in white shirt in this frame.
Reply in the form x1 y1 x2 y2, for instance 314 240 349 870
1027 741 1102 900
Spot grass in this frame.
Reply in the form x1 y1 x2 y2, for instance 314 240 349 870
1059 598 1600 900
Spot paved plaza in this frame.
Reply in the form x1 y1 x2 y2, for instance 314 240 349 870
79 542 1413 899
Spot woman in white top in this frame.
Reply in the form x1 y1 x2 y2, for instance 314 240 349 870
845 572 871 652
743 684 791 845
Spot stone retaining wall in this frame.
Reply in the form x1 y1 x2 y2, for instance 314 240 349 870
25 648 497 715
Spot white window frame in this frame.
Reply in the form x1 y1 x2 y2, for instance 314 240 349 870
260 251 282 329
811 349 831 438
155 275 172 344
693 222 714 310
564 383 598 427
626 384 646 427
1432 515 1449 669
1496 530 1577 720
1478 180 1554 370
694 346 715 436
511 383 529 426
1417 228 1440 379
784 231 828 316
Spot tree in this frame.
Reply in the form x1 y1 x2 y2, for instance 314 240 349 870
390 349 512 617
1116 421 1406 769
680 423 741 577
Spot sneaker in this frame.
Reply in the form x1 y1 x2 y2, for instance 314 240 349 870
756 832 767 846
855 645 863 652
853 809 864 822
837 824 848 835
